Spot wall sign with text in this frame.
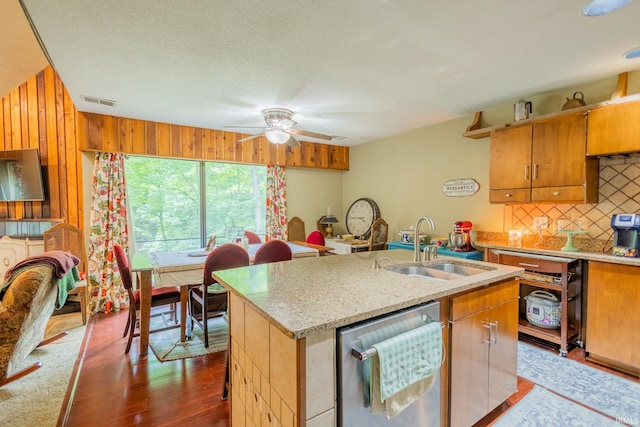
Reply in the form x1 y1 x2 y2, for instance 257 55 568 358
442 178 480 197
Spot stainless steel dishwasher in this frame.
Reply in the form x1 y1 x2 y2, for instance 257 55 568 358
337 301 441 426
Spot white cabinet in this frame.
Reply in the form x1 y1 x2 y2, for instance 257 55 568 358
0 236 45 278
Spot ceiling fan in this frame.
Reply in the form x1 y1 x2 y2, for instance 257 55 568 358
226 108 333 147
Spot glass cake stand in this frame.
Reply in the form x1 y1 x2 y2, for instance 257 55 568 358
558 229 588 252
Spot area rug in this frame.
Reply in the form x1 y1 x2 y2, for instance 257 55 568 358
0 312 85 427
518 341 640 426
149 316 228 361
492 385 621 427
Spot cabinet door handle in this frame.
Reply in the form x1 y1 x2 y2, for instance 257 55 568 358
490 321 498 344
482 322 491 344
518 262 540 268
524 165 530 180
553 191 560 196
505 193 512 198
533 164 539 180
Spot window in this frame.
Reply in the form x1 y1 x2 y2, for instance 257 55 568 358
125 156 266 252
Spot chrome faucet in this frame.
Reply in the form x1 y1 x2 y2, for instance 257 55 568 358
414 216 436 262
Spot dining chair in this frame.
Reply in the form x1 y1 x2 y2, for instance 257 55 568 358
368 217 389 251
113 244 181 354
316 216 329 237
287 216 306 242
42 223 88 324
306 230 326 246
253 239 292 264
188 243 250 348
244 231 262 244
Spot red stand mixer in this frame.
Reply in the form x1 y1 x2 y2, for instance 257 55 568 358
449 221 474 252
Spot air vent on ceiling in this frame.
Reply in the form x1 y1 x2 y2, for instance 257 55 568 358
82 96 116 107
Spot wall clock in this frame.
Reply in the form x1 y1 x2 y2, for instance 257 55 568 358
345 197 380 239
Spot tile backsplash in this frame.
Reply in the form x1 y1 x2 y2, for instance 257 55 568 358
500 155 640 249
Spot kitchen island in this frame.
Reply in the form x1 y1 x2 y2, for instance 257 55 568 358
213 249 522 426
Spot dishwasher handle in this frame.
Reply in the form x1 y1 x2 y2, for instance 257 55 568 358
351 321 445 362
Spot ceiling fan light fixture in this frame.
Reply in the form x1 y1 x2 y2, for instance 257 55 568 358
624 47 640 59
582 0 632 16
265 129 290 145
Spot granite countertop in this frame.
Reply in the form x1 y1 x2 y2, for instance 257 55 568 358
213 250 522 340
475 240 640 267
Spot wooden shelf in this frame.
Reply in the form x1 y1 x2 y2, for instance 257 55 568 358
462 76 640 140
519 279 562 292
518 318 579 346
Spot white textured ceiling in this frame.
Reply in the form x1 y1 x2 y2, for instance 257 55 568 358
16 0 640 146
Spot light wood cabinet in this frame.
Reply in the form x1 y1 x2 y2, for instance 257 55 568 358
587 99 640 156
449 280 519 427
0 236 44 278
489 112 598 204
586 261 640 376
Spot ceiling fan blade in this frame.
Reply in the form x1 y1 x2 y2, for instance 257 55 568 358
287 128 332 141
287 135 301 148
224 125 267 130
239 132 265 142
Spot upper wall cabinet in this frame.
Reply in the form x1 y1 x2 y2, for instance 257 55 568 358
586 99 640 156
489 112 599 204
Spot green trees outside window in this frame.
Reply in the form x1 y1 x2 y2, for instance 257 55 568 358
125 156 266 253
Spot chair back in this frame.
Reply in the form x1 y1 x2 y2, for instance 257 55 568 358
253 240 292 265
244 231 262 244
43 223 86 272
306 230 325 246
287 216 306 242
368 218 389 251
113 245 133 291
204 243 250 286
316 216 329 237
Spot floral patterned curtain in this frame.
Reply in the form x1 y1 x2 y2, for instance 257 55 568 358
265 164 287 241
87 153 129 314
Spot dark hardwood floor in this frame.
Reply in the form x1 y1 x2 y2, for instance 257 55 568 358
59 310 229 426
61 312 636 427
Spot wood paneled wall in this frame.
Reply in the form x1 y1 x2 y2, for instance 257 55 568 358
0 65 349 225
76 113 350 170
0 66 83 228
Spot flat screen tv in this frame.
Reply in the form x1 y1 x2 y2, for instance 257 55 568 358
0 148 45 202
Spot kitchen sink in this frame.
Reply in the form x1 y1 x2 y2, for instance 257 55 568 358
385 261 494 281
427 263 488 276
386 265 462 281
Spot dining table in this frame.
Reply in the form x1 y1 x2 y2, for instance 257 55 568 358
130 241 319 356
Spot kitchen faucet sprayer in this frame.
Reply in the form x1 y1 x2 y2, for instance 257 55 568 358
414 216 436 262
373 256 391 269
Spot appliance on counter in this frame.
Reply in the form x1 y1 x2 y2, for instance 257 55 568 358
449 221 474 252
337 301 441 426
611 213 640 257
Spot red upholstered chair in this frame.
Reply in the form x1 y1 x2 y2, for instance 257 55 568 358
306 230 326 246
113 245 181 354
244 231 261 244
188 243 249 348
253 239 292 264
